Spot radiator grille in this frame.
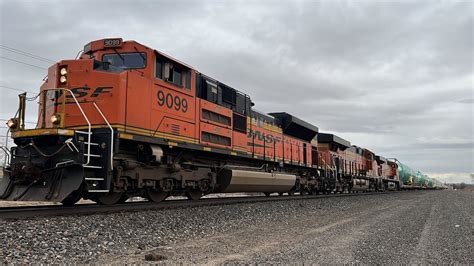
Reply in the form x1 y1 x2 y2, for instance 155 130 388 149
202 109 231 126
202 132 231 146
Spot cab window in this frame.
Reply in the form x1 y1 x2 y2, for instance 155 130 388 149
155 55 191 89
102 52 146 69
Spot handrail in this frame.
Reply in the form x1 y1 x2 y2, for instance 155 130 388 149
2 128 11 166
1 146 11 167
92 102 114 170
41 88 92 165
7 89 113 172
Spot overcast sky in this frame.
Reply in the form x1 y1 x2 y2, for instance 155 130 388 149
0 0 472 183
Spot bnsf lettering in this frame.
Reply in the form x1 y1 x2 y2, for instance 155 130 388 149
90 87 112 97
68 87 89 98
157 90 188 113
247 129 281 144
58 87 112 98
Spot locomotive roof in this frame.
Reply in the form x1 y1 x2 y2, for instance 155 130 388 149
132 39 195 69
268 112 319 142
155 49 194 69
317 133 351 149
375 155 387 163
351 145 364 155
85 38 196 69
251 110 281 125
362 148 376 160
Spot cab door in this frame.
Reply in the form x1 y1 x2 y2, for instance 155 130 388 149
149 64 196 143
125 72 152 134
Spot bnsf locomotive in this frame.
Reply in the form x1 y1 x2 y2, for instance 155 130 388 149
0 38 443 205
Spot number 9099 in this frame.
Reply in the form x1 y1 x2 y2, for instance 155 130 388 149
157 90 188 113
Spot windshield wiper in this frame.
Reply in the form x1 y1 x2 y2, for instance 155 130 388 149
134 47 146 62
112 48 125 63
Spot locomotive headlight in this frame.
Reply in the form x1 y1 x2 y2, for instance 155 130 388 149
6 118 18 129
60 67 68 75
59 75 67 84
50 114 61 125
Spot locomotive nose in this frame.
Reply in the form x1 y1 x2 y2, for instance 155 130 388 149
0 131 85 202
16 161 42 182
0 163 84 202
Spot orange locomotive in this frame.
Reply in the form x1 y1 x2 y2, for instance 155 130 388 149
315 133 399 193
1 38 397 205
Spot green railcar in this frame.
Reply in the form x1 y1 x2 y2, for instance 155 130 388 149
420 173 433 188
396 161 419 187
426 176 434 188
415 171 424 187
397 161 434 189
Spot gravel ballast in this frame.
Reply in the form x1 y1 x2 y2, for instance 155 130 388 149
0 190 472 264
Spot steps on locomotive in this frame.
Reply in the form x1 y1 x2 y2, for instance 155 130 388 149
75 129 111 192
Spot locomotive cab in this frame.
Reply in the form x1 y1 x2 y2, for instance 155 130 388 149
1 38 156 204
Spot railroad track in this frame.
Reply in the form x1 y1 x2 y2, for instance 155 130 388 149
0 191 406 219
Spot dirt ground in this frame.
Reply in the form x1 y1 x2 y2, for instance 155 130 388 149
102 190 472 264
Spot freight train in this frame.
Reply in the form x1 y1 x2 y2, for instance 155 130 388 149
0 38 445 205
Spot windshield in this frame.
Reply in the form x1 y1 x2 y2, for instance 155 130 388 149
102 52 146 69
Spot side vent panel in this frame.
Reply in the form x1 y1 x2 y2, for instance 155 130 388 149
202 109 231 126
202 132 231 146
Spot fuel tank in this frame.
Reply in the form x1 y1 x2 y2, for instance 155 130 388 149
216 169 296 193
351 178 369 191
387 181 397 191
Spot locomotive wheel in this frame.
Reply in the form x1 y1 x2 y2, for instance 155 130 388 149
146 189 169 203
186 190 202 201
264 192 271 197
96 192 124 205
278 192 284 196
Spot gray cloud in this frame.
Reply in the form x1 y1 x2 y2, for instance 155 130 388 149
0 0 472 180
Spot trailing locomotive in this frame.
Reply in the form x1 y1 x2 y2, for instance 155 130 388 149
0 38 441 205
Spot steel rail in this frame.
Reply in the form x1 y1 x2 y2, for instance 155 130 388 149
0 191 411 220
